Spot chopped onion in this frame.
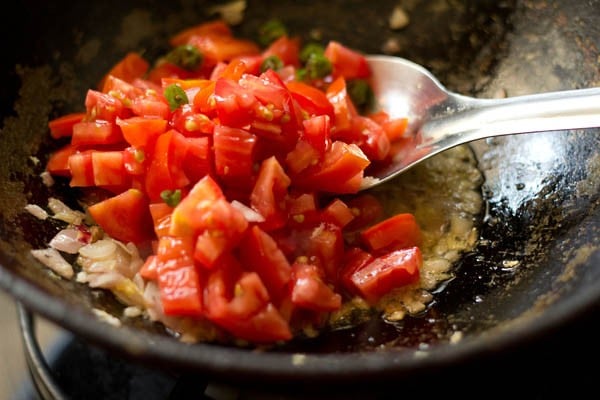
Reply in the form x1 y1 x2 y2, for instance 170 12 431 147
30 248 74 279
78 239 118 260
47 197 86 225
24 204 48 220
49 228 85 254
231 200 265 222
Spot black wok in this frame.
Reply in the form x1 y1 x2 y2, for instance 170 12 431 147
1 0 599 396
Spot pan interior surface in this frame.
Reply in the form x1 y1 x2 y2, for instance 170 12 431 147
1 0 599 385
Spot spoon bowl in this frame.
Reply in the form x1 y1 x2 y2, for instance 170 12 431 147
363 55 600 189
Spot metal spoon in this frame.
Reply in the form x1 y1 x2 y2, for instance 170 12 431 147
361 55 600 189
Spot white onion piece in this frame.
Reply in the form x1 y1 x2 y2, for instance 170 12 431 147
78 239 117 260
47 197 86 225
30 248 74 279
24 204 48 220
231 200 265 222
49 228 84 254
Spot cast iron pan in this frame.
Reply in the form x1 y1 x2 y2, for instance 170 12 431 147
1 0 599 395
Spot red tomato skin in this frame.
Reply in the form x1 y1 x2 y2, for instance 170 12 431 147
324 41 371 80
290 263 342 312
48 112 86 139
361 213 422 252
116 116 167 147
287 81 335 120
250 156 291 231
155 236 204 317
213 125 257 179
239 226 292 304
71 121 124 146
349 247 422 303
46 143 78 177
87 188 155 245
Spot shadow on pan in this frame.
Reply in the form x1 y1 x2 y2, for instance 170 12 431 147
1 0 599 394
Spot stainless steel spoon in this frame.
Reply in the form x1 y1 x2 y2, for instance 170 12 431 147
361 55 600 189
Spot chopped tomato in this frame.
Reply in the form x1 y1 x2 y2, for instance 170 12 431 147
290 262 341 311
46 143 78 177
43 22 427 345
98 52 149 89
324 41 371 80
87 188 154 244
239 226 292 304
286 81 334 120
48 112 86 139
348 247 422 303
361 213 422 252
155 236 204 317
250 156 291 231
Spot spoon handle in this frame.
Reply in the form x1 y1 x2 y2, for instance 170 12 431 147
421 87 600 146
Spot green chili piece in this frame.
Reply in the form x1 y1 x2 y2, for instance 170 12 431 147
299 42 325 63
304 53 332 80
260 55 284 72
165 44 203 71
160 189 182 207
347 79 374 113
257 18 287 47
164 84 189 111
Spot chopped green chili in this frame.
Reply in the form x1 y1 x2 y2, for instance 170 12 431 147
165 44 203 71
299 42 325 63
257 18 287 47
164 84 189 111
304 53 332 80
160 189 182 207
260 55 284 72
347 79 374 113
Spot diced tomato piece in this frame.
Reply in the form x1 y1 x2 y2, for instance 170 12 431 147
156 236 204 317
293 141 370 194
290 262 341 312
170 175 225 236
169 20 233 47
87 188 154 244
122 147 146 176
324 41 371 80
191 198 248 268
302 114 332 156
170 104 215 136
101 75 145 104
339 247 374 296
213 125 257 179
116 116 167 147
361 213 422 252
46 143 78 177
239 226 292 304
326 76 359 133
139 254 159 281
131 95 170 119
348 247 422 303
67 151 94 186
149 202 173 238
204 257 292 343
144 129 191 202
250 156 291 231
98 52 149 89
287 81 334 120
344 194 383 232
336 115 390 161
305 223 345 282
321 198 355 228
91 151 129 187
71 120 124 146
48 112 86 139
214 78 259 128
147 62 196 85
262 35 301 67
285 139 320 174
85 89 129 122
187 34 261 67
183 136 213 183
